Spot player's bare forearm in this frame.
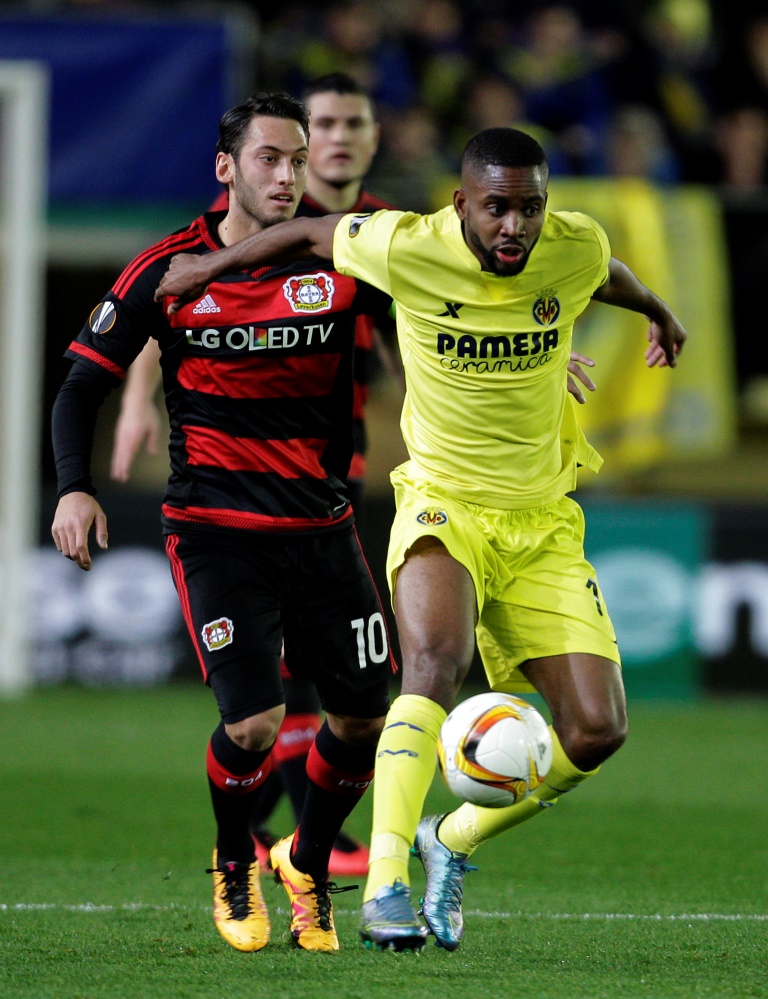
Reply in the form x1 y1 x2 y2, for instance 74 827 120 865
111 341 163 481
155 215 342 314
591 257 687 367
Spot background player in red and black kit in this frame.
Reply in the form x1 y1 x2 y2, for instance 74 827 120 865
51 93 396 954
110 74 398 877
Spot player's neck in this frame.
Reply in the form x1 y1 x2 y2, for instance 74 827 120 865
218 207 273 246
305 175 362 213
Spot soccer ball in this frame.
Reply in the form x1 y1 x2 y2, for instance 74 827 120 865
437 692 553 808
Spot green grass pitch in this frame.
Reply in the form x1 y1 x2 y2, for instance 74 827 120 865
1 685 766 999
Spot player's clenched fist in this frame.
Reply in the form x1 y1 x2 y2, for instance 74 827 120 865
154 253 211 314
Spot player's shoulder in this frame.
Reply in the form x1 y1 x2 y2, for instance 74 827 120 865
139 214 211 261
354 190 397 212
545 209 605 241
371 204 453 237
114 215 211 298
543 210 610 263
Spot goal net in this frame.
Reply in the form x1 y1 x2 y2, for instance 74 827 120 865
0 61 48 695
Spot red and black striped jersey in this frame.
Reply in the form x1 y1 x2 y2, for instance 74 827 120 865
64 210 390 534
299 191 396 480
209 187 396 480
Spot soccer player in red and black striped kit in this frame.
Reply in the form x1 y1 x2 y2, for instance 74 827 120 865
51 92 397 954
109 75 398 879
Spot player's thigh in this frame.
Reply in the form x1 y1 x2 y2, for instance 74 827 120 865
394 538 478 704
165 531 285 722
386 467 487 621
520 652 627 740
477 498 619 693
284 528 393 719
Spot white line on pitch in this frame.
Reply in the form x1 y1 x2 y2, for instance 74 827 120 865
1 903 766 921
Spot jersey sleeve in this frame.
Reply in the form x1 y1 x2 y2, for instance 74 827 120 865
52 362 116 497
332 209 406 298
64 247 176 379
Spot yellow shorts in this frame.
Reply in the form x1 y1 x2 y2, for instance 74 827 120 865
386 466 620 693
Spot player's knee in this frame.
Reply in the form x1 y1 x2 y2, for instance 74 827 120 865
226 705 285 753
401 646 472 707
326 713 385 747
561 712 627 770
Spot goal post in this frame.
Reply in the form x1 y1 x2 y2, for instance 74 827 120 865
0 61 49 696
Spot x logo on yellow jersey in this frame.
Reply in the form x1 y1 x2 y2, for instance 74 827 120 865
438 302 464 318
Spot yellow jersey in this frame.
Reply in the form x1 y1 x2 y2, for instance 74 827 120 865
333 205 609 509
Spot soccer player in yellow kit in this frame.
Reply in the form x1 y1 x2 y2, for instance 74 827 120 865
154 127 687 952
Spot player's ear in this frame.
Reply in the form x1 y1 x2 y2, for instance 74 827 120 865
454 188 467 221
215 151 235 186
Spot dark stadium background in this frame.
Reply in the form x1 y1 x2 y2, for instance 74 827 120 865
2 1 767 699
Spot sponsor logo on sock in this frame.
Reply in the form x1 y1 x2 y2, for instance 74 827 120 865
278 726 319 747
225 771 264 788
384 721 426 732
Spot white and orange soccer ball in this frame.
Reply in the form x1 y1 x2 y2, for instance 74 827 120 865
437 692 553 808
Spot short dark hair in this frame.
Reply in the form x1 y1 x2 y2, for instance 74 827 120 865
217 92 310 159
462 128 547 173
302 72 374 114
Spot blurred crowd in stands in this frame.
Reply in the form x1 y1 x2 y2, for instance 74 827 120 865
23 0 768 207
246 0 768 210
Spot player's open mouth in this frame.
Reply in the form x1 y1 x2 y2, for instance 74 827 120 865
495 244 524 264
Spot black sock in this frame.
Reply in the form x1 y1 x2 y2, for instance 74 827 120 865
290 723 375 880
248 768 284 833
280 754 310 823
207 722 272 864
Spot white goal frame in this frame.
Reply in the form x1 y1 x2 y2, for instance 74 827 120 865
0 61 49 696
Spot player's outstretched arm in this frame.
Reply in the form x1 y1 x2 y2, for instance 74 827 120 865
111 339 163 482
591 257 687 367
52 491 108 572
567 351 596 404
155 215 343 314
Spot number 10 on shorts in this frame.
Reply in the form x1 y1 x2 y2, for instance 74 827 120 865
351 613 388 669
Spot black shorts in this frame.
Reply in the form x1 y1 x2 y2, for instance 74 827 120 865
165 524 395 724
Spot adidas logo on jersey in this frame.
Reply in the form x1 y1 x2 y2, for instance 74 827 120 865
192 294 221 314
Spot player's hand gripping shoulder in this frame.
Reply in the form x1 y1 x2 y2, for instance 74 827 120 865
154 253 212 316
52 492 108 572
154 216 342 315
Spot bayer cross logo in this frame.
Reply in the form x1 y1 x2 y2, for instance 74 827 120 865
201 616 234 651
282 273 335 313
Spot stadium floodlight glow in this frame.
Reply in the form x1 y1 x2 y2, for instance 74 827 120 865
0 61 49 696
